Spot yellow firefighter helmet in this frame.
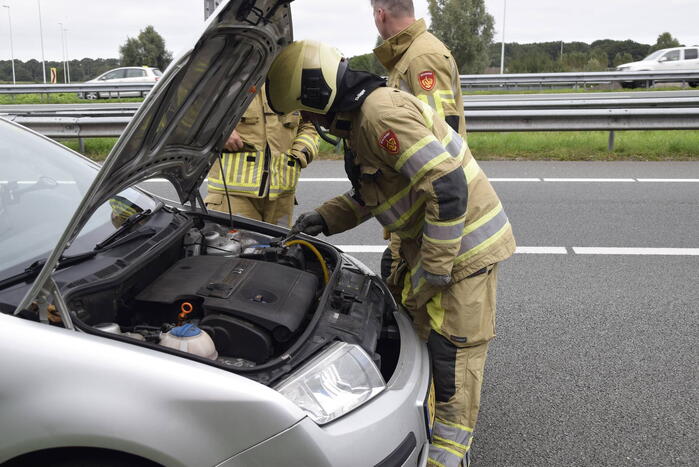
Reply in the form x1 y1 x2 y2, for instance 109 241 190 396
266 40 346 115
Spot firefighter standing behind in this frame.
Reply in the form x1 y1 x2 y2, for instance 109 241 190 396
267 41 515 467
205 85 319 227
370 0 467 280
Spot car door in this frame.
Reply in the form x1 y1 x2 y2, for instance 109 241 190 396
681 48 699 71
100 68 127 98
657 49 682 70
122 68 148 97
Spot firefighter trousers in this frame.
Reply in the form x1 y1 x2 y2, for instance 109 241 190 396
204 191 296 227
400 264 499 467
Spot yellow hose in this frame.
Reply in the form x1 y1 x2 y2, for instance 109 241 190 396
285 239 330 285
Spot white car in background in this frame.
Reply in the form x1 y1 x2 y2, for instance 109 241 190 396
617 46 699 88
78 66 162 99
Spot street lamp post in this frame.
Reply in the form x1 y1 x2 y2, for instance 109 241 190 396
500 0 507 74
58 22 66 83
64 28 70 83
37 0 46 83
2 4 15 85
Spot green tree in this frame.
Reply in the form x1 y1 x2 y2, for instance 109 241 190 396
348 37 387 75
612 52 634 67
119 25 173 70
650 32 681 52
427 0 494 73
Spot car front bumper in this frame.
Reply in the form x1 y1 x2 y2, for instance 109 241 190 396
220 310 432 467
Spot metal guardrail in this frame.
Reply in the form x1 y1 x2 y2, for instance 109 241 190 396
460 70 699 88
3 91 698 116
1 70 698 96
5 108 699 139
0 83 153 95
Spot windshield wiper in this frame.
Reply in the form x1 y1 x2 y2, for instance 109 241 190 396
94 202 162 251
0 251 98 291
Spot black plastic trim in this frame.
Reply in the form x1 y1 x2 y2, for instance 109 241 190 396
374 432 417 467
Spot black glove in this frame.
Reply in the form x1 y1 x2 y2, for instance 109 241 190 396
291 211 327 236
423 271 452 287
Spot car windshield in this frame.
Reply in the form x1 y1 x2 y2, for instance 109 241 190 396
0 121 156 277
643 50 666 61
153 69 163 76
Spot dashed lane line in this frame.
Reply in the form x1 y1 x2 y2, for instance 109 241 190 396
336 245 699 256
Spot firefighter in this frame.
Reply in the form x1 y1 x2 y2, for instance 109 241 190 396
204 85 319 227
266 41 515 467
371 0 466 136
371 0 467 280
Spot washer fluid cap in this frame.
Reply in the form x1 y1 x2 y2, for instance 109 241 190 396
171 323 202 338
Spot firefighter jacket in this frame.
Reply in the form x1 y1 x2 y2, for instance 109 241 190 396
316 88 515 303
207 90 319 199
374 18 466 136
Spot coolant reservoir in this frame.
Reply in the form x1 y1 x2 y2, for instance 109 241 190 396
160 324 218 360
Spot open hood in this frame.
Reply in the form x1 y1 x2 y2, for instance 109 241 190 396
15 0 294 317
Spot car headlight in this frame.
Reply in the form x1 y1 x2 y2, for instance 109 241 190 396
275 342 385 425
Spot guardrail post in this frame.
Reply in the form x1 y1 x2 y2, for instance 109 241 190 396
608 130 616 152
79 137 85 153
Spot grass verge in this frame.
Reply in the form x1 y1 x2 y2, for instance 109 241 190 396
61 130 699 162
0 93 143 105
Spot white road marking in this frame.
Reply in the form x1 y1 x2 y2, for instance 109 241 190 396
516 246 568 254
131 177 699 184
637 179 699 183
543 178 636 182
299 178 350 182
335 245 699 257
489 178 541 182
573 247 699 256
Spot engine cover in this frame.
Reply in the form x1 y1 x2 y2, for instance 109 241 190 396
135 256 319 357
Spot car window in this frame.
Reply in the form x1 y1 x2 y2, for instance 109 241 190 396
643 50 665 61
103 69 126 80
684 49 698 60
153 69 163 76
662 50 680 62
0 122 156 276
126 69 147 78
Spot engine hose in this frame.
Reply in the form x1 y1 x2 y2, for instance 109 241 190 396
285 239 330 285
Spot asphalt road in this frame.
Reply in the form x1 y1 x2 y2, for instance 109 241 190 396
142 161 698 466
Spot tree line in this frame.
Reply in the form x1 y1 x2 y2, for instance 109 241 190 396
0 25 171 84
350 0 685 75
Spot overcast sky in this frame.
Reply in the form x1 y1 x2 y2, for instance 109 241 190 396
0 0 696 62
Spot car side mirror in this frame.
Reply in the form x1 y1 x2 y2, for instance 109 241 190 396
658 57 667 63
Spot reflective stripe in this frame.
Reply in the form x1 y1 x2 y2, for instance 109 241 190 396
424 217 466 244
431 418 473 464
463 157 481 183
419 100 435 129
295 134 319 153
456 204 510 261
428 443 463 467
395 136 449 181
374 189 427 231
426 290 445 330
443 129 464 159
207 151 264 194
418 89 455 119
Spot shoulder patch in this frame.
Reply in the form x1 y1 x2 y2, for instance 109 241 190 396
418 70 436 91
379 129 400 155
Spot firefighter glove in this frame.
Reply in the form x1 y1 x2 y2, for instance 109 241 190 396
291 211 327 236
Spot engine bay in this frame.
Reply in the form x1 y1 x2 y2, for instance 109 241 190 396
58 214 400 385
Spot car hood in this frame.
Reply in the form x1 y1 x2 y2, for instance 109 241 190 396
618 61 645 69
15 0 293 314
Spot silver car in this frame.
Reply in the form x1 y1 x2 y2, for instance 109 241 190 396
0 1 432 466
78 67 162 100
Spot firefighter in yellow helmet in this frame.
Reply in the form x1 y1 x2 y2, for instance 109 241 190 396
371 0 468 281
204 85 319 227
267 41 515 467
